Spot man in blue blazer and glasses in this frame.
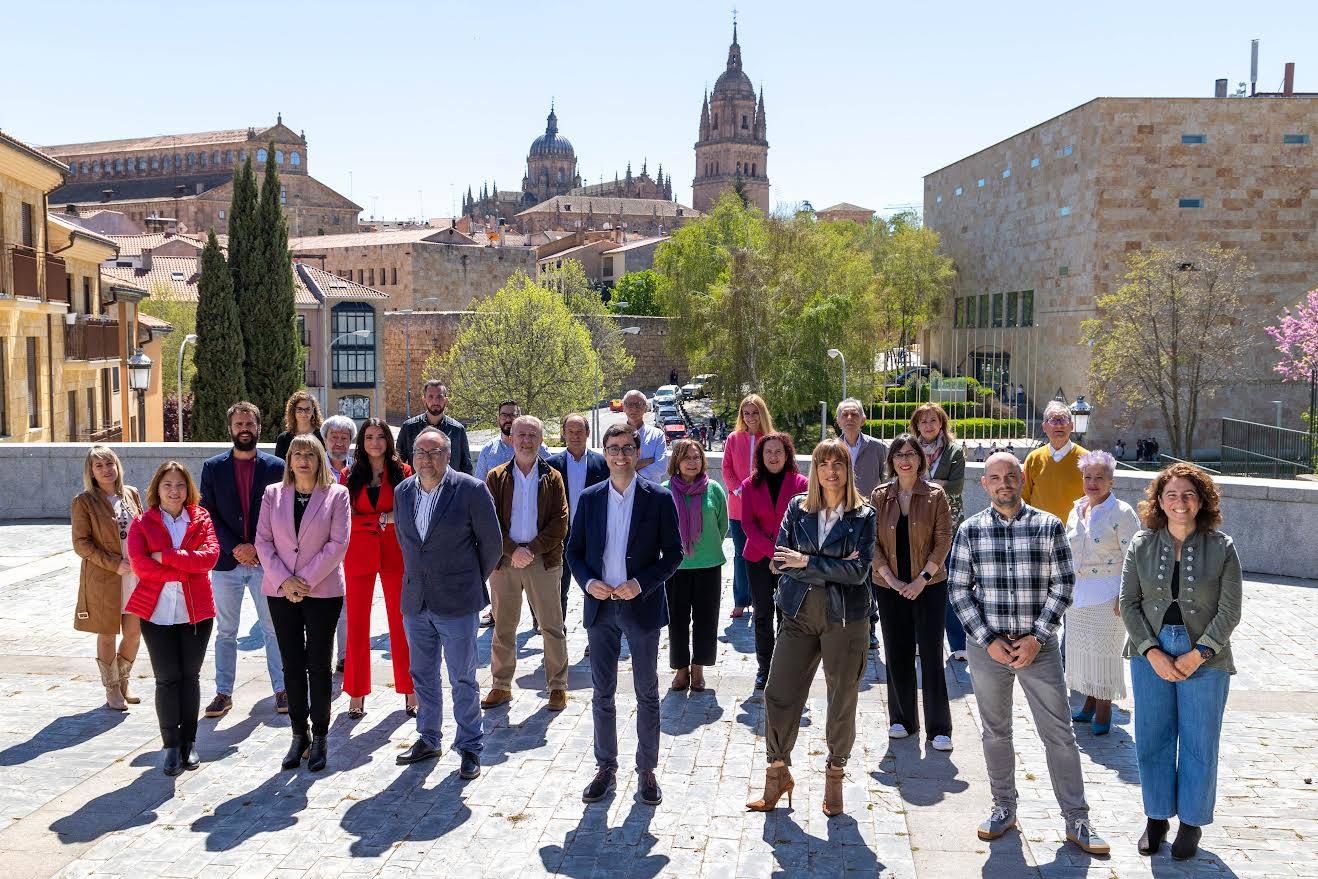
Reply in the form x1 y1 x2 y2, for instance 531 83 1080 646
566 422 682 807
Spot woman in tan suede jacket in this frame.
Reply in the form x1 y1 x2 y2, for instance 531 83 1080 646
71 445 143 711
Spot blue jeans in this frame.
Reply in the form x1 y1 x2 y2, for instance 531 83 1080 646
403 608 483 755
1130 624 1230 827
944 594 967 653
211 565 284 695
728 519 751 608
587 600 661 772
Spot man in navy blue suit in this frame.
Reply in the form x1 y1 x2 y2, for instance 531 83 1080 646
566 423 682 807
546 413 609 622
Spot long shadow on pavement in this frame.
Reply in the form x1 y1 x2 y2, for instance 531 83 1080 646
341 760 473 857
539 800 669 878
760 810 884 877
0 707 127 766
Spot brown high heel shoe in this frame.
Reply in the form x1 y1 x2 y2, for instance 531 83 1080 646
822 762 845 816
747 764 795 811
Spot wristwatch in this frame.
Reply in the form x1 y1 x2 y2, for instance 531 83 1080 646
920 570 933 581
1195 645 1215 661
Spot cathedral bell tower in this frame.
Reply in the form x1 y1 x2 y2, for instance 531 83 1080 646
693 22 769 213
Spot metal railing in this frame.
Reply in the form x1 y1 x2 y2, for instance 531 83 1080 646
1220 418 1315 479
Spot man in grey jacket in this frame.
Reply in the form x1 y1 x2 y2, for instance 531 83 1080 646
393 428 501 780
836 398 889 650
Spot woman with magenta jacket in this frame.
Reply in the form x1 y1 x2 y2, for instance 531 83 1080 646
125 461 220 776
256 434 351 773
722 393 775 619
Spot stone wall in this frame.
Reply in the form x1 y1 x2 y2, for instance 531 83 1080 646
411 244 537 312
381 312 687 421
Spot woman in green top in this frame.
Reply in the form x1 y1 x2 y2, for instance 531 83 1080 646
663 438 729 692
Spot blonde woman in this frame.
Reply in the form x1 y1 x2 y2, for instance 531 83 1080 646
722 393 775 618
748 440 876 817
71 446 144 710
274 390 326 460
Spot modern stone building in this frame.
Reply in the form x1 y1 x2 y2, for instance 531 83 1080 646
42 117 361 237
922 88 1317 451
693 24 769 214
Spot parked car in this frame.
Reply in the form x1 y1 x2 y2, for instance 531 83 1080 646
663 423 687 441
608 399 624 412
654 385 679 407
660 413 684 426
657 404 680 419
681 383 701 400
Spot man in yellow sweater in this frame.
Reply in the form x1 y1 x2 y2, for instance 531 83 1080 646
1022 401 1088 522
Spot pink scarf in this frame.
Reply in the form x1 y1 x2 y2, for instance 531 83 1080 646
669 474 708 556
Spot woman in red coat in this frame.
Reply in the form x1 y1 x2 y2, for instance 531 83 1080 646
125 461 219 776
340 418 415 717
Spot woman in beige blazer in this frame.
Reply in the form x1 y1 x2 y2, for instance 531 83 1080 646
71 445 143 710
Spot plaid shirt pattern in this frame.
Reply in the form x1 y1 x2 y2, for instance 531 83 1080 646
947 503 1075 647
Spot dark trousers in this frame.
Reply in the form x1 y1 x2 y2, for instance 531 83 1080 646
875 582 952 738
268 595 344 737
746 557 782 678
559 561 572 622
140 618 213 748
586 600 661 772
665 566 721 668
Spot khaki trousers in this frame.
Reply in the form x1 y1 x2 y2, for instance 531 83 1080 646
763 586 869 766
490 557 568 691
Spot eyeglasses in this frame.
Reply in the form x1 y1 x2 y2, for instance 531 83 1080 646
1043 416 1072 426
604 444 637 456
892 451 921 460
413 448 449 460
295 406 315 414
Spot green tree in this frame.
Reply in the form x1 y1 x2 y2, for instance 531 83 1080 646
138 281 197 400
426 270 603 423
227 157 258 310
1081 245 1252 457
871 214 955 361
610 269 665 316
549 259 636 397
191 230 247 440
242 145 302 439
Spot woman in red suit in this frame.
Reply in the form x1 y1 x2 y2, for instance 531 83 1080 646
125 461 219 776
340 418 415 717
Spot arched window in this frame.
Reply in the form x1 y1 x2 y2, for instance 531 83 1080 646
80 161 88 174
151 156 159 170
330 302 376 389
225 150 232 163
290 151 300 166
199 152 207 167
736 161 741 174
91 160 100 174
175 153 182 168
212 151 219 165
741 114 748 129
557 168 564 183
69 164 77 177
113 159 122 173
257 148 268 163
712 113 718 129
187 152 196 167
751 162 756 177
240 149 247 162
137 156 145 171
275 150 284 164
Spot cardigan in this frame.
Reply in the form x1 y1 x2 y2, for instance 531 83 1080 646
1065 493 1142 606
1022 443 1088 523
124 505 219 624
662 478 729 570
927 440 966 500
71 487 143 634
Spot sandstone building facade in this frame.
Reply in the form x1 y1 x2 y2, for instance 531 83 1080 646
922 91 1317 452
693 24 769 214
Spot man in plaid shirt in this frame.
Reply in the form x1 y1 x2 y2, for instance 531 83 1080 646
947 452 1108 855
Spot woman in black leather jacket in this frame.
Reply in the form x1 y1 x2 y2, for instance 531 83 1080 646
747 439 876 818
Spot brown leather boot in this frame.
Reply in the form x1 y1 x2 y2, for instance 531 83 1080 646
746 764 795 812
97 659 127 711
115 655 140 704
822 762 845 817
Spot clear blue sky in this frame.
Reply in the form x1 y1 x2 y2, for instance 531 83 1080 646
6 0 1314 221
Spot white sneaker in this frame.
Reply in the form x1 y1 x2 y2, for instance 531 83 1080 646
930 735 954 752
951 650 967 661
888 723 910 739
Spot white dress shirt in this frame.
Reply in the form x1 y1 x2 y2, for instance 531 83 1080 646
817 504 844 545
1051 441 1074 463
414 475 445 538
509 461 539 544
150 508 191 625
841 433 862 466
636 422 669 483
564 450 589 523
601 476 638 587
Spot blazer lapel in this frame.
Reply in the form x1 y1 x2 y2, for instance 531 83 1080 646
799 504 821 553
395 481 417 545
302 486 327 530
423 469 458 544
247 454 267 524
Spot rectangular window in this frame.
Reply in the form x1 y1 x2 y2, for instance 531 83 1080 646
0 339 6 435
1181 134 1206 144
391 267 398 285
26 337 39 429
1030 156 1040 168
1006 290 1019 327
991 292 1004 327
112 367 119 393
953 297 962 328
20 202 35 247
330 305 376 388
1020 290 1034 327
977 178 986 188
219 209 226 220
1059 265 1069 277
368 268 375 286
101 367 112 424
296 315 308 346
68 390 78 441
357 269 364 284
83 276 92 315
280 186 286 205
1178 198 1204 208
954 186 963 196
935 194 943 204
1283 134 1309 144
1058 144 1073 157
1058 206 1072 217
978 294 989 328
1002 168 1011 179
87 387 96 432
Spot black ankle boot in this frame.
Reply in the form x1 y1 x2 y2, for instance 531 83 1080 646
1138 818 1170 855
180 741 200 771
1171 823 1201 861
307 735 328 772
161 746 183 776
282 732 310 770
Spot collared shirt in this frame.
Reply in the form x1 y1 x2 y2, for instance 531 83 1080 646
509 460 539 544
946 502 1075 647
474 437 548 482
635 422 669 483
841 433 862 466
413 474 445 538
817 503 845 544
602 476 638 587
151 508 192 625
328 454 353 482
564 449 589 523
1051 441 1074 463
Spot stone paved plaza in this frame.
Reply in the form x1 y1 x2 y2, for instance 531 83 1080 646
0 521 1314 878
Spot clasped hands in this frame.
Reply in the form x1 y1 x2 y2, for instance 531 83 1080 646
279 575 311 603
510 546 536 569
987 635 1042 669
1146 646 1206 682
232 542 260 566
881 571 926 600
586 578 642 601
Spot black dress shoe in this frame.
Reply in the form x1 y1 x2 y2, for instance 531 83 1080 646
396 739 440 766
459 750 481 779
180 741 200 771
307 735 328 772
582 768 616 802
1138 818 1170 855
161 746 183 777
1171 823 1202 861
638 770 662 806
282 733 310 771
754 671 768 691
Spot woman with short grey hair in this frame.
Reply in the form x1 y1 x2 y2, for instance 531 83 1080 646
1064 449 1140 735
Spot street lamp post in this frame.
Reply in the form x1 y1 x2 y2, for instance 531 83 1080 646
127 348 153 442
177 333 197 441
827 348 847 400
1069 394 1093 442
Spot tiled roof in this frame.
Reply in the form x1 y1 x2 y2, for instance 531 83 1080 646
298 265 390 300
818 202 874 214
49 172 232 207
288 228 453 250
49 213 119 250
602 235 668 254
43 127 264 155
0 129 69 175
108 233 207 257
101 255 387 308
516 195 697 218
100 270 147 295
137 312 174 331
468 231 532 247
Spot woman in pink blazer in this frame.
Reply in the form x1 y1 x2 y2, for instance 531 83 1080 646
255 435 351 773
722 393 776 618
739 432 808 692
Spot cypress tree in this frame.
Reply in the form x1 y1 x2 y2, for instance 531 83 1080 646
191 231 246 439
243 144 302 440
228 157 258 309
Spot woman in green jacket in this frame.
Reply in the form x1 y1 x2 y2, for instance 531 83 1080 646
1121 463 1242 862
664 439 729 692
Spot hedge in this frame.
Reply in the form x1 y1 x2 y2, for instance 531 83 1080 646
882 376 995 403
864 417 1026 439
866 401 982 419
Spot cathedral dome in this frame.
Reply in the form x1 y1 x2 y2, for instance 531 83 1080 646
529 106 574 157
711 25 755 100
